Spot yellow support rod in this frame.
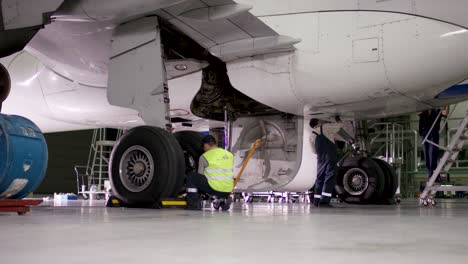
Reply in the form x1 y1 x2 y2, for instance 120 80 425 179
233 139 263 188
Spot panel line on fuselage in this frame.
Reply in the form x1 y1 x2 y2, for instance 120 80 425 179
256 10 468 31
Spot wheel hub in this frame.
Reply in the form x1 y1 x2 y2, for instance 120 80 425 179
133 162 146 176
119 145 155 192
343 168 369 196
352 176 362 186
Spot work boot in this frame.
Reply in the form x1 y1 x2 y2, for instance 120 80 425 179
221 197 232 211
212 198 222 210
313 198 320 207
186 201 202 210
186 192 202 210
319 203 334 208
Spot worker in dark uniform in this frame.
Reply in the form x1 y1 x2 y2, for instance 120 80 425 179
419 107 448 179
186 135 234 210
310 119 338 207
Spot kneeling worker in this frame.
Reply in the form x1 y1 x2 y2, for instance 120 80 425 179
186 135 234 210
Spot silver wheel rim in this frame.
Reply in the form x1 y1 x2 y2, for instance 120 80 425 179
343 168 369 196
119 145 154 192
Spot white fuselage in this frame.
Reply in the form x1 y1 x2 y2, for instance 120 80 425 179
2 0 468 133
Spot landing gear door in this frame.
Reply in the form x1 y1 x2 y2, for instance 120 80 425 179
108 17 170 129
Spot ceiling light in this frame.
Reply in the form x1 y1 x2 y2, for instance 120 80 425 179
441 29 468 38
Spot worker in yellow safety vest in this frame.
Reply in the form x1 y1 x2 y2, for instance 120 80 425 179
186 135 234 211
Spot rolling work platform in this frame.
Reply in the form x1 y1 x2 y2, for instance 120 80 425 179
419 110 468 206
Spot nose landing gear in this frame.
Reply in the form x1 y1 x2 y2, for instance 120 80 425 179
336 157 398 204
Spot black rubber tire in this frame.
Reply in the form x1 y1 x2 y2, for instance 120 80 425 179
0 63 11 104
174 131 204 175
109 126 185 205
372 158 398 201
336 157 385 204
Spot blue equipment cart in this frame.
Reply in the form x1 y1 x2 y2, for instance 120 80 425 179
0 114 48 199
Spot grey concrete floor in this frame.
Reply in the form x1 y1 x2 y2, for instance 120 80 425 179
1 200 468 264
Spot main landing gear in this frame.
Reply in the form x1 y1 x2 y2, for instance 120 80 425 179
109 127 205 207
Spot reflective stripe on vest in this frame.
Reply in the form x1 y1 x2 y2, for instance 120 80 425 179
203 148 234 193
205 168 234 174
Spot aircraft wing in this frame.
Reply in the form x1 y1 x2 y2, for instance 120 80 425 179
155 0 301 61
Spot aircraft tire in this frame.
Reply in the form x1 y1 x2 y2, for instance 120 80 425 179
174 131 204 175
174 130 204 194
336 157 385 204
0 63 10 104
109 126 185 205
372 158 398 202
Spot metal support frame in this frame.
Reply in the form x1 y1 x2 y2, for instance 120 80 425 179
242 192 312 204
354 120 369 155
224 105 233 150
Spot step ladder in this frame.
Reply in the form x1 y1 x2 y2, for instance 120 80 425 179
74 128 123 199
419 110 468 206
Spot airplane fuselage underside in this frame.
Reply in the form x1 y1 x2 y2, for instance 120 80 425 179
2 1 468 132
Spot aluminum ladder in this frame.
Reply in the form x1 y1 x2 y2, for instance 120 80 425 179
419 110 468 206
75 128 123 199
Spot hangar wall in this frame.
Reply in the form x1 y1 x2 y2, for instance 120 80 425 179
35 130 93 194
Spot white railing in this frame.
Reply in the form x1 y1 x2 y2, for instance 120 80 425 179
369 122 405 164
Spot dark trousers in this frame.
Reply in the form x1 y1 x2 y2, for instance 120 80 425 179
186 173 230 209
314 136 338 206
422 134 439 178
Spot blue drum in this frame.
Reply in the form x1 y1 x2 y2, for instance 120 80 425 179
0 114 48 199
